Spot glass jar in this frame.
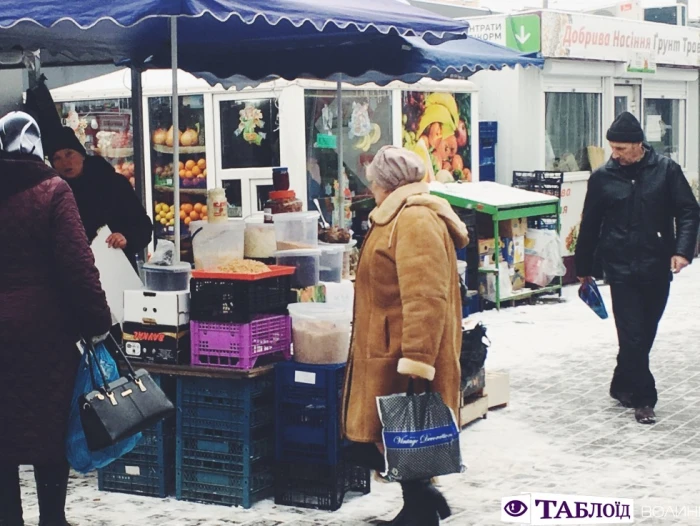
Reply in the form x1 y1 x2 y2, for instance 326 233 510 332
207 188 228 224
264 190 303 223
272 167 290 191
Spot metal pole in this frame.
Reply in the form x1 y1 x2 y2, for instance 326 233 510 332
336 78 344 228
171 17 181 264
130 67 146 209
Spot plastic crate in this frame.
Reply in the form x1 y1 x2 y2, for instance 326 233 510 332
176 375 275 441
275 362 347 465
274 459 371 511
176 466 274 508
190 315 291 370
190 274 292 323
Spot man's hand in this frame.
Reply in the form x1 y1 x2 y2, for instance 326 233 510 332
106 232 127 250
578 276 593 285
671 255 690 274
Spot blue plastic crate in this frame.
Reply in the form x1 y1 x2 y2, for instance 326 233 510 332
274 458 370 512
176 466 274 508
275 362 347 465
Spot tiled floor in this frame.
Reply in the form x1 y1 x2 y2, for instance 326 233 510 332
18 266 700 525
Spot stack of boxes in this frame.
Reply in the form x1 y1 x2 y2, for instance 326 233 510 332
477 216 527 301
273 361 371 511
173 268 294 508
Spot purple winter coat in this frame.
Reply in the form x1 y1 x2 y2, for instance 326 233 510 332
0 157 112 464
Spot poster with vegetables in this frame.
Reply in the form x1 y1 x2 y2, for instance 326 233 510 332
220 98 280 170
402 92 471 183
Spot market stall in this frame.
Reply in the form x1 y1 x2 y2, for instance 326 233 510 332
466 9 700 276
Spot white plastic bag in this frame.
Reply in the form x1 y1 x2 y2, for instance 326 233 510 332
524 229 566 287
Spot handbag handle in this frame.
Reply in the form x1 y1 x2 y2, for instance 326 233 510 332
82 333 139 394
406 378 432 396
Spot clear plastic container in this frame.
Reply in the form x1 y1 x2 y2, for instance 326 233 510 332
273 211 320 251
457 261 467 284
142 262 191 291
287 303 353 364
319 244 344 283
320 239 357 281
190 220 245 270
275 249 321 289
244 217 277 259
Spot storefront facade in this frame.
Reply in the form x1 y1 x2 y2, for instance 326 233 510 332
468 10 700 258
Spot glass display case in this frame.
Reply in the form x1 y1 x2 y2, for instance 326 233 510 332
304 89 393 239
148 95 208 261
56 98 135 188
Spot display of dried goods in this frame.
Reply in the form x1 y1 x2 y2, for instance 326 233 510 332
214 259 271 274
292 320 350 364
318 225 351 244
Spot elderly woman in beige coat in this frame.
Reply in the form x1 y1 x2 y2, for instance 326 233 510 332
342 146 468 526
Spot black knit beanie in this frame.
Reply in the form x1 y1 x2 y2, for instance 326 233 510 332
606 112 645 143
47 126 87 159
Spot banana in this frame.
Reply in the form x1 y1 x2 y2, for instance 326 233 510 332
354 135 370 150
425 92 460 125
369 123 382 144
417 104 456 138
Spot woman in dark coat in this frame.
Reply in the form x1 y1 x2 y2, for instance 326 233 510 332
47 126 153 269
0 112 113 526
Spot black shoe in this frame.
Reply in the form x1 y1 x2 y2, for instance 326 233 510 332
34 463 70 526
635 407 656 425
379 479 450 525
610 390 634 408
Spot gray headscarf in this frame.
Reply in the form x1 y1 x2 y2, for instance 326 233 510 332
366 145 425 191
0 111 44 160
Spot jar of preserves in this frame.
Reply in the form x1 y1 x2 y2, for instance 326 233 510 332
272 167 290 191
207 188 228 224
264 190 303 223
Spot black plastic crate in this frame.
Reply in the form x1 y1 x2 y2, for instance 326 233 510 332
190 275 292 323
274 459 371 511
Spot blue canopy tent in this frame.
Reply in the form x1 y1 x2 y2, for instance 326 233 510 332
0 0 470 259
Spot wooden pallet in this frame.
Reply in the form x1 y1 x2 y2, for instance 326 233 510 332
460 394 489 429
484 370 510 409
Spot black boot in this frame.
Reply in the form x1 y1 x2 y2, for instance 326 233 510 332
0 464 24 526
34 462 71 526
378 479 450 525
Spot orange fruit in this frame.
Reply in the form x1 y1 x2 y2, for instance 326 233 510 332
184 217 192 225
201 215 208 222
203 169 208 177
197 158 206 169
182 203 193 214
179 169 186 178
185 160 196 170
179 210 187 220
189 211 200 221
185 170 194 179
194 203 203 213
191 166 201 177
201 205 207 215
178 161 185 171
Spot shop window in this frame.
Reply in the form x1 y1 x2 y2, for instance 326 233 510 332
545 92 601 172
219 98 281 170
304 89 393 231
644 99 685 166
223 179 243 218
402 91 472 183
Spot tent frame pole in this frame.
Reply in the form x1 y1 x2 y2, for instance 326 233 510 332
171 17 181 263
336 78 344 228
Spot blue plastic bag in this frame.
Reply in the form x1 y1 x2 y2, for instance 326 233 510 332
65 342 142 474
578 280 609 320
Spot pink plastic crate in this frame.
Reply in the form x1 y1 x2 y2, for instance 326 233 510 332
190 315 292 370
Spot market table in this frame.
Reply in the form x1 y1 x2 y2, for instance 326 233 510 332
430 181 562 310
131 362 275 379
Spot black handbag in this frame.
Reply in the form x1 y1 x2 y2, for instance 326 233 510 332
79 337 175 452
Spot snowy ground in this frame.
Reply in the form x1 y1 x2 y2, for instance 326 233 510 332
19 266 700 525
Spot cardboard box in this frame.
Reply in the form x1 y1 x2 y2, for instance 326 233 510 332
513 235 525 264
499 218 527 238
122 321 191 365
291 284 326 303
484 370 510 408
124 290 189 326
478 238 504 268
511 262 526 291
501 237 515 266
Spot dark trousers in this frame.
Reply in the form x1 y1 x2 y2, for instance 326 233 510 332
609 277 670 408
0 460 70 526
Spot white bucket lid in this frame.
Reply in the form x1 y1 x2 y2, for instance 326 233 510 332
273 211 320 222
288 302 352 321
274 248 322 257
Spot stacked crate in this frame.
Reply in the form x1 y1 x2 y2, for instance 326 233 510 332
175 267 294 508
98 375 176 498
273 362 371 511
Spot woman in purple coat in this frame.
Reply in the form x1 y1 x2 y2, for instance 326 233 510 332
0 112 112 526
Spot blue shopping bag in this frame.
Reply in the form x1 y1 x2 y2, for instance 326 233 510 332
65 342 142 474
578 280 609 320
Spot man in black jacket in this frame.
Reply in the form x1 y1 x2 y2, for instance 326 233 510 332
575 112 700 425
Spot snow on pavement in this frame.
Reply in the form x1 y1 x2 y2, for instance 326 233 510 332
19 266 700 525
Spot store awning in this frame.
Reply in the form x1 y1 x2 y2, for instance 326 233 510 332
190 35 545 89
0 0 469 68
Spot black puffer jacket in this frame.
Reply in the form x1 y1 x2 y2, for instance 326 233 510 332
66 156 153 268
575 146 700 283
